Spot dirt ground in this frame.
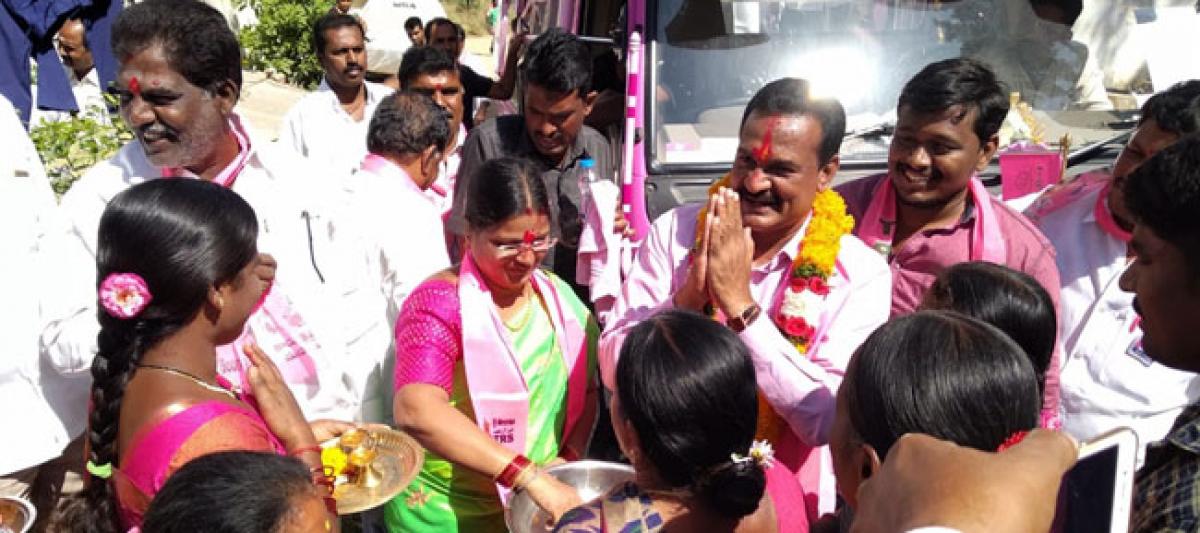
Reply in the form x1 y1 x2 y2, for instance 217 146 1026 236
236 35 495 140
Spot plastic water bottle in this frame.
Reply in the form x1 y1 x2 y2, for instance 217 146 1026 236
579 157 598 220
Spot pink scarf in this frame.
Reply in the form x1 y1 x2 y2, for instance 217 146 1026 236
1093 183 1132 243
457 254 590 502
215 286 323 405
161 117 324 404
858 175 1006 262
159 116 253 187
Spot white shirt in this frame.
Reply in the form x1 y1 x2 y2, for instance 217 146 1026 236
426 124 467 216
30 65 110 126
1 99 85 475
1035 184 1200 459
278 80 394 174
42 114 395 423
349 154 451 323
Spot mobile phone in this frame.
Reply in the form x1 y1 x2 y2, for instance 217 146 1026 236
1054 427 1138 533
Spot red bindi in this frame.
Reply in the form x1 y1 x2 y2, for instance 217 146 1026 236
128 76 141 96
751 117 782 165
523 230 536 245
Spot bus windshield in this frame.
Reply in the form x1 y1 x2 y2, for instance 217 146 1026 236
650 0 1198 167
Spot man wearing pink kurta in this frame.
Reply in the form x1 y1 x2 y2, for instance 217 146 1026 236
600 79 891 522
834 59 1062 426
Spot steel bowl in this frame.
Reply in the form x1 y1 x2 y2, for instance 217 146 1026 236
0 496 35 533
506 460 635 533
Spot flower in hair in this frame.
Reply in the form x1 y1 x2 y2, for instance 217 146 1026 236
99 273 153 319
731 440 776 469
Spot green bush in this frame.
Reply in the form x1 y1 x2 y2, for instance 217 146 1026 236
240 0 333 89
29 105 133 197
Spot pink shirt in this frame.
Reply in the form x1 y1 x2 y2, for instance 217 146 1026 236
837 173 1063 421
600 202 892 447
837 174 1062 316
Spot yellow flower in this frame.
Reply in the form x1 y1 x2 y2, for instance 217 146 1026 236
321 446 348 478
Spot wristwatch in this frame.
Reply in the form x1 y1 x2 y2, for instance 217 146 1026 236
726 303 762 333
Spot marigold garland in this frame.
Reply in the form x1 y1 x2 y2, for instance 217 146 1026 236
692 173 854 443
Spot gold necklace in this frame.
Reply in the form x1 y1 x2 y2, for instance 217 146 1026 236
138 364 237 399
502 288 537 332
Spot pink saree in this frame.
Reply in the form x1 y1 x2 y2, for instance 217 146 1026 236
113 385 284 529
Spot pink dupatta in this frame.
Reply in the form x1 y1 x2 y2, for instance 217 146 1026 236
457 254 590 503
858 175 1007 262
161 117 324 405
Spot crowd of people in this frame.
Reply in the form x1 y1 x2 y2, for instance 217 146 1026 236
6 0 1200 532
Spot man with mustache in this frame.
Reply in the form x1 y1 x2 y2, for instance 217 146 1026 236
425 17 522 129
600 78 891 521
1110 135 1200 532
836 58 1062 425
30 18 109 125
397 46 466 216
279 13 394 173
836 58 1060 317
45 0 396 425
1028 81 1200 460
449 28 621 298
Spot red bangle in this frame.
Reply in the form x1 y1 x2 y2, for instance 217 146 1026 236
291 444 323 457
495 455 533 489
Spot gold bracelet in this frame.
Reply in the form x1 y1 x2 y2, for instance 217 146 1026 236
512 464 540 493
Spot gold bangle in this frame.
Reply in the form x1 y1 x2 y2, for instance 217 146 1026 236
512 464 540 493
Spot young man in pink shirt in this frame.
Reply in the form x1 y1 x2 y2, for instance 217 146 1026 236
836 58 1060 317
835 58 1062 422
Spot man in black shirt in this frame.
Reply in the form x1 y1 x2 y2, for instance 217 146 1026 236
450 28 630 296
425 17 524 129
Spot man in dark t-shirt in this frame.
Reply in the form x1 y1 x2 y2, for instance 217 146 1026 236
425 17 524 128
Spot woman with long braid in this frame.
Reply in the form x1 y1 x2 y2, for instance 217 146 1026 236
52 179 346 532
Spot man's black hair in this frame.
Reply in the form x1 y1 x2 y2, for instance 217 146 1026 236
739 78 846 165
312 13 365 55
405 16 423 31
112 0 242 96
521 28 592 97
1124 134 1200 276
367 91 452 156
424 17 458 41
898 58 1010 144
398 46 458 87
1140 80 1200 136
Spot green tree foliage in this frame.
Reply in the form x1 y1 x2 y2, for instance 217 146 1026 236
29 104 132 197
240 0 333 90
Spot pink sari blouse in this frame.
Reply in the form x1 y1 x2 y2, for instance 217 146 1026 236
113 395 284 529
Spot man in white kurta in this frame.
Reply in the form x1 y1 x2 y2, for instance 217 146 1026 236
278 13 393 174
30 19 110 126
601 79 890 519
350 91 453 322
41 3 395 424
1028 81 1200 459
0 94 86 529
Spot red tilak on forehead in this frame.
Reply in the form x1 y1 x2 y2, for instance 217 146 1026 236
434 83 443 92
751 117 783 165
128 76 141 96
523 230 536 245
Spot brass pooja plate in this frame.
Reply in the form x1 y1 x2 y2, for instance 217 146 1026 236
321 427 425 515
